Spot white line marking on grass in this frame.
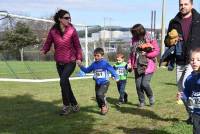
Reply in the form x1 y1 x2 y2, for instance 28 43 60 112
0 76 93 83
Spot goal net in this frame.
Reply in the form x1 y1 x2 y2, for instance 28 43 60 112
0 11 95 82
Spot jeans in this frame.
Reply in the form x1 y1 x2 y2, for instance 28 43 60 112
193 113 200 134
134 70 153 103
117 80 127 102
95 82 109 108
56 62 77 106
176 64 193 92
176 64 193 118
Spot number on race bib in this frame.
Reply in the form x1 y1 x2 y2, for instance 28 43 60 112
94 70 106 78
189 97 200 108
117 68 125 75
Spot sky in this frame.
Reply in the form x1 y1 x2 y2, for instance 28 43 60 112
0 0 200 29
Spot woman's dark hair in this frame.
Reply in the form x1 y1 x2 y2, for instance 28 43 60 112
130 24 146 40
53 9 70 24
53 9 70 35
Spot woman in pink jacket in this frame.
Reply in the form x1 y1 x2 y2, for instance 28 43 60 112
40 9 82 115
128 24 160 108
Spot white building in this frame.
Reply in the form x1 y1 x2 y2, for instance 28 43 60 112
91 30 132 41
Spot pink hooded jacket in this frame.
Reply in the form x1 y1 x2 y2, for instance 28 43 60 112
41 24 82 63
128 33 160 74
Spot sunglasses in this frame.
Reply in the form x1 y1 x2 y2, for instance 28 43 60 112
62 17 71 20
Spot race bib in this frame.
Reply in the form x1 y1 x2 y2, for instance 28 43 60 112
116 68 125 76
189 92 200 108
94 70 106 78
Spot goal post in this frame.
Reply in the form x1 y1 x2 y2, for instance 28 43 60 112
0 11 96 82
0 11 89 67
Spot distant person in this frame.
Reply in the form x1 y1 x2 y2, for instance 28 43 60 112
128 24 160 108
40 9 82 115
77 47 119 115
164 0 200 123
113 53 129 106
182 48 200 134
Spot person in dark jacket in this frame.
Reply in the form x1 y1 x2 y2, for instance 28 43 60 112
164 0 200 123
159 46 176 71
40 9 83 116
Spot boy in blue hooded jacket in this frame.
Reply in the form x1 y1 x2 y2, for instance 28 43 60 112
181 48 200 133
77 47 119 115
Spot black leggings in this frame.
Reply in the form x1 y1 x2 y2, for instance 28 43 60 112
56 62 77 106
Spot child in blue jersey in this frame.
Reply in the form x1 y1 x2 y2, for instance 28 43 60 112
181 48 200 133
113 53 129 106
77 47 119 115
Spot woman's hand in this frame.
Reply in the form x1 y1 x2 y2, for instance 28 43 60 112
76 60 82 66
176 92 183 100
141 51 146 55
113 77 119 82
128 63 132 69
40 50 45 56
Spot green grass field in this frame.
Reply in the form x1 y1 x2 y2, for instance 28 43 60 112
0 61 193 134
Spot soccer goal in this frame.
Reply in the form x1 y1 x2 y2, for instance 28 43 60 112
0 11 95 82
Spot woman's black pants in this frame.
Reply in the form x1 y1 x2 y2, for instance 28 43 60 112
56 62 77 106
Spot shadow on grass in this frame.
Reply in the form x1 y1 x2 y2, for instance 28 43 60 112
117 126 171 134
0 94 103 134
107 97 134 106
107 97 179 122
127 76 135 79
162 82 177 86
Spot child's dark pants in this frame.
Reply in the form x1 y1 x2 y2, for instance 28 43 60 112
95 82 109 108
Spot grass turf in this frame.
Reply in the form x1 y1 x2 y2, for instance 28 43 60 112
0 61 192 134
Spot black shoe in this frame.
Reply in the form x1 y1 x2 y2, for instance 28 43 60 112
124 93 128 103
186 117 193 125
71 104 80 112
116 101 123 107
59 106 71 116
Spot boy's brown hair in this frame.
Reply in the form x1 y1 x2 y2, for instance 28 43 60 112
116 53 125 59
94 47 104 56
